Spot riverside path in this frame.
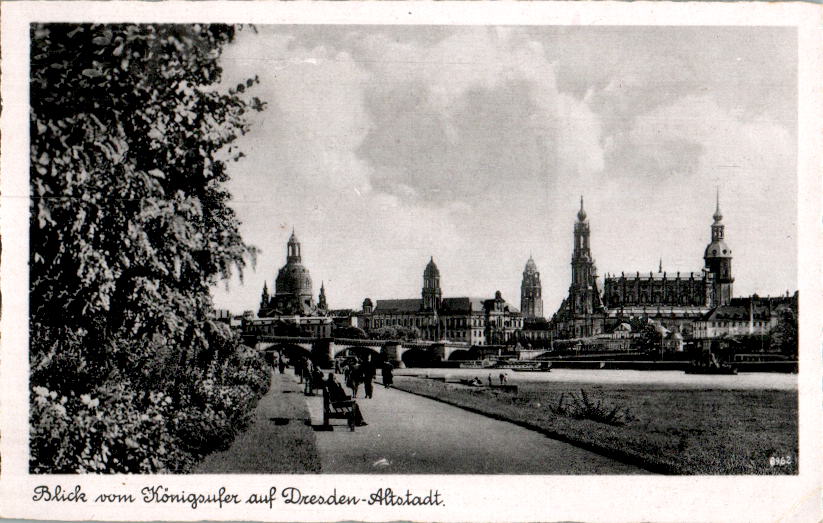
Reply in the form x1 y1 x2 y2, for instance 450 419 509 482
305 374 645 474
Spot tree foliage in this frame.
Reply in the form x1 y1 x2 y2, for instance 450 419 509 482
634 322 663 355
29 23 267 472
332 326 369 339
369 325 422 341
770 308 798 357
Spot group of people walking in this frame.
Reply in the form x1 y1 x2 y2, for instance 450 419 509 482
276 352 394 400
338 357 393 399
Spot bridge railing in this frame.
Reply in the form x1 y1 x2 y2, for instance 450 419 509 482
255 335 471 349
333 338 386 347
256 335 319 344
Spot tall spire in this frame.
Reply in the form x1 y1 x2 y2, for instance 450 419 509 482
577 195 587 222
659 258 663 273
713 187 723 223
318 280 327 310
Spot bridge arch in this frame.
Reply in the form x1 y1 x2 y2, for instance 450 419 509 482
401 347 440 368
447 348 474 361
264 342 312 362
334 345 383 363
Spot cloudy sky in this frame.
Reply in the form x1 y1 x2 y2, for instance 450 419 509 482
211 25 797 314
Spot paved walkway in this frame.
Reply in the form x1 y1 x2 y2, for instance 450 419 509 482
305 374 645 474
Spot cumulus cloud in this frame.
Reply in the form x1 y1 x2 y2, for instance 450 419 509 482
211 26 797 313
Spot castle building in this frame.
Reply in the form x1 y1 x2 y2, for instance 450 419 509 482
551 194 734 339
356 258 523 345
259 230 318 317
520 256 544 319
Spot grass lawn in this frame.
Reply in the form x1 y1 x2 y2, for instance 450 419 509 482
194 371 322 473
393 377 797 475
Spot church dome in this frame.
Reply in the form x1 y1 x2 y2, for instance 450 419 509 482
363 297 373 307
424 256 440 278
704 240 732 259
276 261 313 295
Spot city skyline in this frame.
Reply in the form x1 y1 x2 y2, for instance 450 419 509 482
210 25 797 313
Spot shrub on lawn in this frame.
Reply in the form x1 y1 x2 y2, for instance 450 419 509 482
550 389 634 426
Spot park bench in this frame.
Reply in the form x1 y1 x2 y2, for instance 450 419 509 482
322 384 356 431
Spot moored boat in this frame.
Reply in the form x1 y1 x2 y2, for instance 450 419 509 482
511 362 552 372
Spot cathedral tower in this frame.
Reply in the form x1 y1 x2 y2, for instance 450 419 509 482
703 191 734 306
570 197 601 315
422 257 442 312
520 256 543 319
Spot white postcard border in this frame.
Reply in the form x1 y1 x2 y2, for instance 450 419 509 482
1 2 821 522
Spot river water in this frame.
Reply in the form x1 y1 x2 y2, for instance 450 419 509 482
394 367 797 390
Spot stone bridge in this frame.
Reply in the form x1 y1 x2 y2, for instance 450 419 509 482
248 335 472 368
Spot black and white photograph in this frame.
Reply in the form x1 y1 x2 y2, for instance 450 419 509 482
1 2 821 522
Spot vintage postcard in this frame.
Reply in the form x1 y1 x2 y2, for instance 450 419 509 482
1 1 821 521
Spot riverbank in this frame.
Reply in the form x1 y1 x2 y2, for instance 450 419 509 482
194 370 321 473
392 376 798 474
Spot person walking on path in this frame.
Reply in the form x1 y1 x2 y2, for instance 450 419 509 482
347 360 362 398
277 353 286 374
295 358 304 384
304 360 315 396
363 360 375 399
382 362 393 388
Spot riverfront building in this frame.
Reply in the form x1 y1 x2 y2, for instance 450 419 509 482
692 293 797 340
357 258 523 345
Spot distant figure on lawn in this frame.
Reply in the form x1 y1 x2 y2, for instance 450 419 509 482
382 363 394 388
325 373 367 426
499 373 507 385
487 374 493 386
